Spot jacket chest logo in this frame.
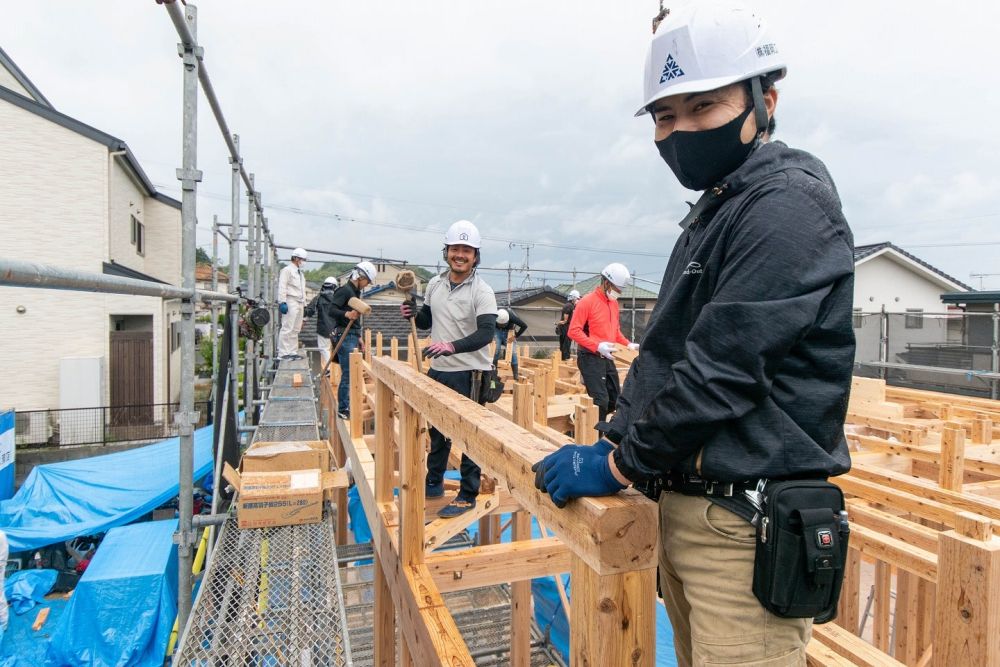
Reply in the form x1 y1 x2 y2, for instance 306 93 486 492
682 261 703 276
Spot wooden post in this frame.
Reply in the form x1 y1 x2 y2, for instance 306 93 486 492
574 398 598 445
512 381 534 430
548 353 559 397
510 511 532 667
374 377 397 667
350 350 364 438
390 337 399 360
837 547 861 634
569 556 656 666
533 368 549 427
934 512 1000 665
939 425 966 491
873 561 892 651
375 331 384 358
399 401 426 567
973 414 993 445
364 328 373 362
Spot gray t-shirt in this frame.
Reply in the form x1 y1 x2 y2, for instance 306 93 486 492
425 271 498 372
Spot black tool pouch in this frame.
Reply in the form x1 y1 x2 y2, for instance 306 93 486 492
475 369 504 404
752 480 849 622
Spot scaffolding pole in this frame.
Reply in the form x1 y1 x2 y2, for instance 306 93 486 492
228 134 243 433
211 214 219 390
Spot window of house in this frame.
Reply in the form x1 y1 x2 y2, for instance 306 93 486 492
852 308 863 329
131 215 145 256
905 308 924 329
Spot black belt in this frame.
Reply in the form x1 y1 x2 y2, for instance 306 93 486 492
637 472 762 500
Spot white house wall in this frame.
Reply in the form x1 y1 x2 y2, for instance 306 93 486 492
0 72 32 100
854 254 950 314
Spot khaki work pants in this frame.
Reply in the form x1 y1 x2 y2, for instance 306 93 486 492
658 492 811 666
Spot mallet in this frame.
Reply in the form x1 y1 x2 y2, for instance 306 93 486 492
396 270 424 372
323 296 371 376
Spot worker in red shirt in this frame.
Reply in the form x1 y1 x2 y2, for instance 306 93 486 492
567 263 639 421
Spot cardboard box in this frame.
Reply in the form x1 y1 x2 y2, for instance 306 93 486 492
223 463 349 530
246 440 331 473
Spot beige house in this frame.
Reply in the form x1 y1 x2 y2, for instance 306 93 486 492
195 264 229 314
0 47 183 414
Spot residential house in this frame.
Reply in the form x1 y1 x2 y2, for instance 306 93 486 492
0 47 183 422
194 264 229 314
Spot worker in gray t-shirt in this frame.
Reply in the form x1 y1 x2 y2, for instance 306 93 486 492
401 220 498 518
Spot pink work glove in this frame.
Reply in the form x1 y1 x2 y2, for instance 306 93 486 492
400 301 415 319
423 341 456 358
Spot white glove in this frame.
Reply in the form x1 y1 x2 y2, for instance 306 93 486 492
628 342 640 351
597 341 615 359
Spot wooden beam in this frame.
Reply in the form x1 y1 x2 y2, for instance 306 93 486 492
426 536 570 593
371 357 657 575
510 511 532 667
848 463 1000 522
399 401 426 568
569 556 656 667
811 623 906 666
849 524 937 582
849 434 1000 478
846 500 939 553
374 557 396 667
422 490 500 552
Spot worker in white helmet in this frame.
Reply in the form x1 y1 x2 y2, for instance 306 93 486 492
534 3 855 664
331 261 378 416
492 308 527 380
311 276 339 370
277 247 309 359
400 220 498 518
565 263 639 422
556 289 581 361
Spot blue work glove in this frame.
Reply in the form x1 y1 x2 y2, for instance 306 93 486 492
279 302 289 315
531 440 624 508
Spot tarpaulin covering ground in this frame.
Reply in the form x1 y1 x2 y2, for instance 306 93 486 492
0 424 213 552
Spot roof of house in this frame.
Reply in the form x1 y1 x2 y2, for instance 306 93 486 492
941 291 1000 305
0 46 51 107
554 275 659 300
495 285 568 306
362 304 414 346
0 53 180 211
195 264 229 282
854 242 972 292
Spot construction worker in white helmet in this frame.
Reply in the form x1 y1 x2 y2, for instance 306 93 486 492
565 263 639 422
556 289 581 361
400 220 498 518
311 276 339 370
277 247 309 359
331 261 378 417
535 4 855 665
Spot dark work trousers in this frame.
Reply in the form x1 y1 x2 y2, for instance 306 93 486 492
336 328 360 414
558 329 572 361
577 351 620 421
426 368 482 501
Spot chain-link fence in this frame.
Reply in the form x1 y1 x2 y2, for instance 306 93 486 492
853 311 999 398
14 401 211 448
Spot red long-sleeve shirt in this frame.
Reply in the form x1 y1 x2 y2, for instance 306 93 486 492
567 287 630 353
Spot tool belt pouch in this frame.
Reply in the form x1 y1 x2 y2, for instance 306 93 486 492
478 368 505 404
752 480 849 622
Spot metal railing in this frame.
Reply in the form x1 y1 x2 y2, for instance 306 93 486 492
853 309 1000 398
14 402 211 449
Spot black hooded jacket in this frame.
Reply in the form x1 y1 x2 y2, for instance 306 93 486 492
609 141 855 484
314 283 338 338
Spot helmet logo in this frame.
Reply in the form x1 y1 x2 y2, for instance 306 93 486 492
659 53 685 84
459 233 469 241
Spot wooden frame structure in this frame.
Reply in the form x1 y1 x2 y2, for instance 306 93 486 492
320 345 658 666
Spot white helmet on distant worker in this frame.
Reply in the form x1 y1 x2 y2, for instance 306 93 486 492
444 220 482 249
323 276 337 286
497 309 510 326
635 0 786 116
291 247 308 261
353 261 378 283
568 289 581 300
601 263 631 290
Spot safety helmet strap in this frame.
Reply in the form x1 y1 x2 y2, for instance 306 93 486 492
750 76 768 137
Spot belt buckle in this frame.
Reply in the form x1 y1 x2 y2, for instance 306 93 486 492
705 481 734 496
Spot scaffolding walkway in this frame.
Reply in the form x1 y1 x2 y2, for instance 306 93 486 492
175 358 353 666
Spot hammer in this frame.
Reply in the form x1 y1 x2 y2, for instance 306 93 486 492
396 270 424 372
323 296 371 375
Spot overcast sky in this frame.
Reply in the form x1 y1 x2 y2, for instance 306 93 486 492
4 1 1000 293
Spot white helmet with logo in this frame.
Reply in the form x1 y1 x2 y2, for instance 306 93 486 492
496 308 510 325
444 220 482 249
353 260 378 283
635 0 786 116
291 247 308 261
568 289 581 300
601 263 631 289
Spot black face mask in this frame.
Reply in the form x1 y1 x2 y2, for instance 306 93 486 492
655 106 756 191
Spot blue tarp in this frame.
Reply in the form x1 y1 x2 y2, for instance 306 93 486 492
0 424 214 553
3 568 58 615
44 519 178 667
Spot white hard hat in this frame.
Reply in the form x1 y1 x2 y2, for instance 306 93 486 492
496 309 510 325
291 247 308 261
635 0 786 117
354 261 378 283
444 220 482 249
601 263 631 289
323 276 337 286
568 289 581 300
